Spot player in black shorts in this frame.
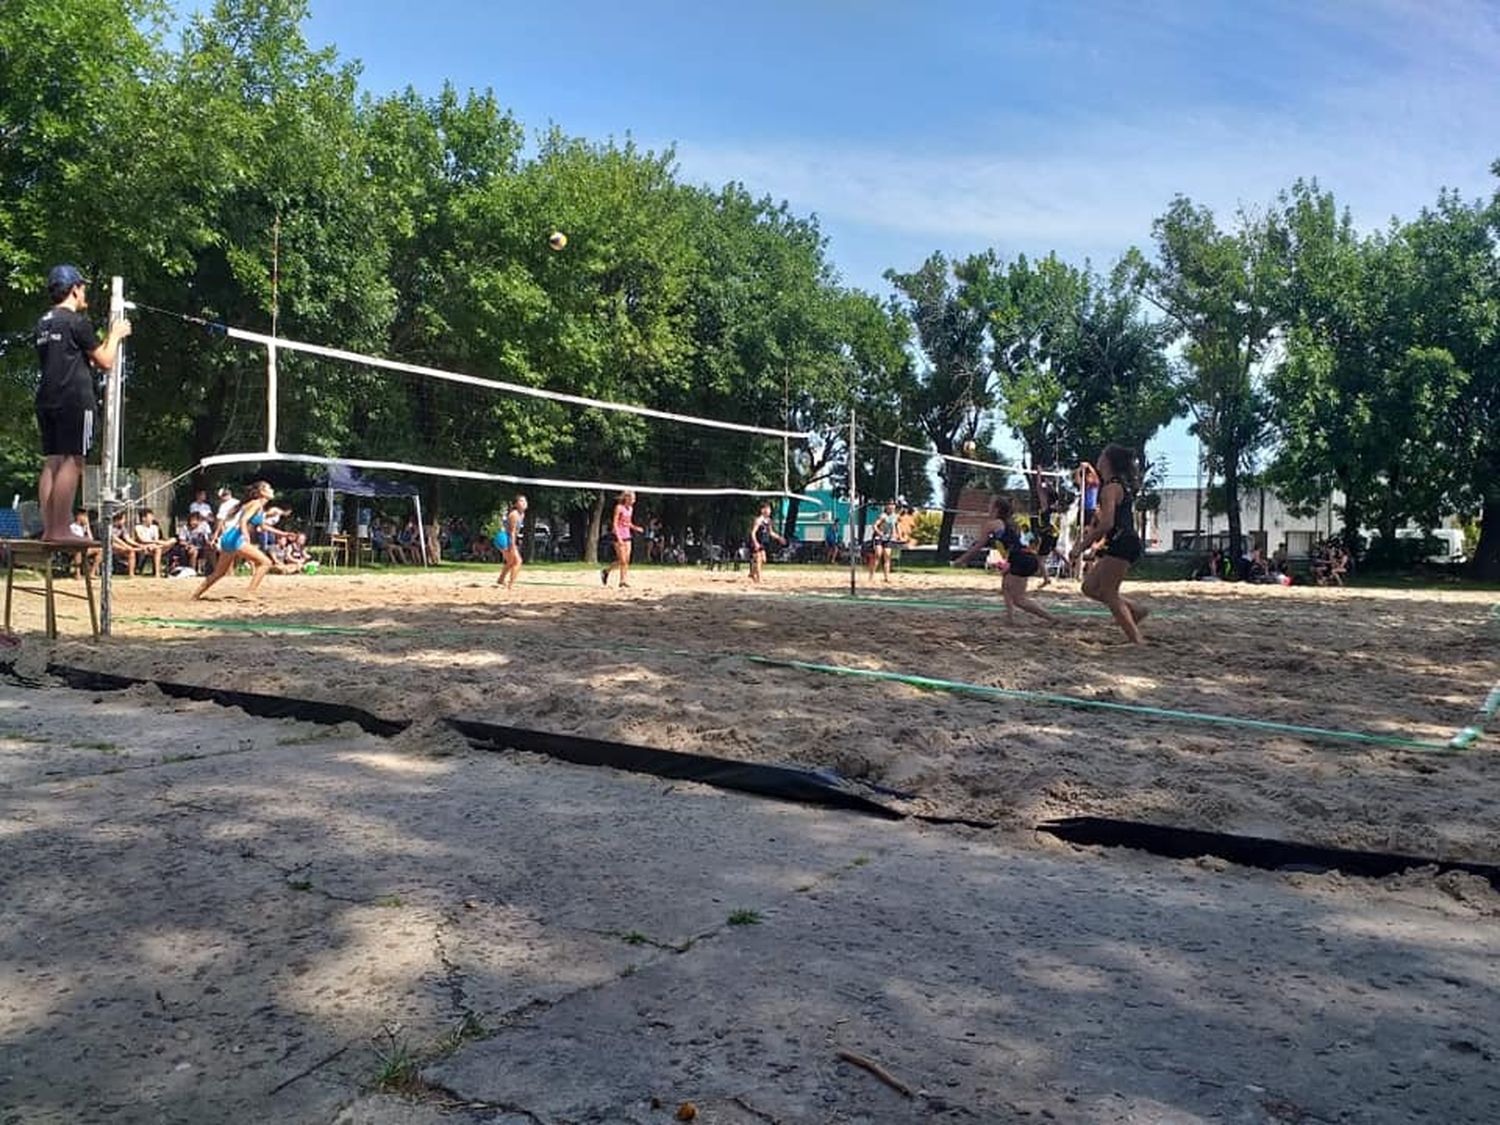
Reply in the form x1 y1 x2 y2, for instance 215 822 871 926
953 496 1058 626
1071 444 1149 644
34 265 130 544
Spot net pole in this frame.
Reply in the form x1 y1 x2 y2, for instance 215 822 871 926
100 277 128 636
847 410 857 597
893 444 901 502
266 342 279 453
268 213 280 453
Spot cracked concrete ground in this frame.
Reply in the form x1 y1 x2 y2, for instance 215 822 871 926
2 680 1498 1124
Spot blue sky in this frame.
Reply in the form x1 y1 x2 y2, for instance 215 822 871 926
278 1 1500 479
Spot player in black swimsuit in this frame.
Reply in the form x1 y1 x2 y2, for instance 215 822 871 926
1071 444 1149 644
953 496 1058 626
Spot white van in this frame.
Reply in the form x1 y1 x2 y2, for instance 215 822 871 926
1394 527 1467 565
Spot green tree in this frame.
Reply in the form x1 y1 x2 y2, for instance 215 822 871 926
1134 198 1285 554
1267 182 1470 547
885 252 998 560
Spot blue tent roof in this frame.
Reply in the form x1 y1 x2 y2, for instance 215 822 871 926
319 463 418 498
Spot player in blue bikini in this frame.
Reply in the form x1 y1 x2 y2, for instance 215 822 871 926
193 480 276 599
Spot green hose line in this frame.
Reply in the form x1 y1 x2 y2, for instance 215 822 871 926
745 655 1458 753
1447 681 1500 749
777 591 1157 617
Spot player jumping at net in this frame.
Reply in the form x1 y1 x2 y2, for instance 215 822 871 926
748 501 786 584
602 490 643 588
193 481 275 600
867 500 901 582
953 496 1059 626
494 495 527 590
1070 444 1149 644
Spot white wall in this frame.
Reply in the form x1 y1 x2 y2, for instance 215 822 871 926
1145 487 1342 552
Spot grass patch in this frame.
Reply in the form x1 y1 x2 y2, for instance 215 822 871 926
621 930 649 946
727 909 762 926
288 879 313 892
77 740 120 754
371 1025 421 1094
436 1012 485 1055
374 894 404 908
851 855 871 867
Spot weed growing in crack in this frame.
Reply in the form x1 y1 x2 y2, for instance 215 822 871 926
374 895 404 908
622 931 649 945
371 1024 421 1094
288 879 313 892
727 909 762 926
851 855 872 867
435 1011 486 1056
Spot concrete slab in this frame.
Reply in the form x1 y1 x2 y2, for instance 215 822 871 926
1 681 1497 1125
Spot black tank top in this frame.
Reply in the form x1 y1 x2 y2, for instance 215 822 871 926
1106 476 1135 541
987 519 1025 554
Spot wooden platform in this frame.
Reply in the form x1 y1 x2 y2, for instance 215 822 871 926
2 540 99 641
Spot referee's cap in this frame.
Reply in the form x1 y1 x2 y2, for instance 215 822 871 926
47 264 86 300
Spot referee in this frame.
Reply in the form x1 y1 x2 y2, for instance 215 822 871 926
34 265 130 544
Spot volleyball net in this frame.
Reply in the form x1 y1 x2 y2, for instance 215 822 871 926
877 439 1080 552
118 300 823 537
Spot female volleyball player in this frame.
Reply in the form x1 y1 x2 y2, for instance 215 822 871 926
193 481 275 599
602 490 643 588
868 500 901 582
495 494 527 590
1071 444 1148 644
748 501 786 583
954 496 1058 626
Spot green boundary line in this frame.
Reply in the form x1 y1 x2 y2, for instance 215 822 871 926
774 591 1176 618
121 610 1483 754
745 655 1458 753
1448 680 1500 749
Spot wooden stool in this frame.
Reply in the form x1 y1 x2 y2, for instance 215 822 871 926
2 541 99 641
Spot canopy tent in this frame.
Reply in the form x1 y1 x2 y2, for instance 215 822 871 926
311 463 428 566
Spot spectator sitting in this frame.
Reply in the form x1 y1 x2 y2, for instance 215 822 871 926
177 510 216 573
188 488 214 523
109 513 140 575
373 522 408 565
68 508 102 579
132 509 171 577
272 532 310 574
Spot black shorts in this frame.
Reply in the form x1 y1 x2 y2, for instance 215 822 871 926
1007 550 1041 579
1102 531 1143 564
37 403 94 457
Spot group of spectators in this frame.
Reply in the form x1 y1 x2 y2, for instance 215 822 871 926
66 487 314 579
1310 541 1352 586
1193 541 1351 586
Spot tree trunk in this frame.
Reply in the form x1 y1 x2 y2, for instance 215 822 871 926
584 493 605 565
1472 496 1500 580
782 496 802 543
1223 464 1243 558
935 464 970 563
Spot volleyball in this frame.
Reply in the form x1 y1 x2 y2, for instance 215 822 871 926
962 440 976 455
548 231 568 251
